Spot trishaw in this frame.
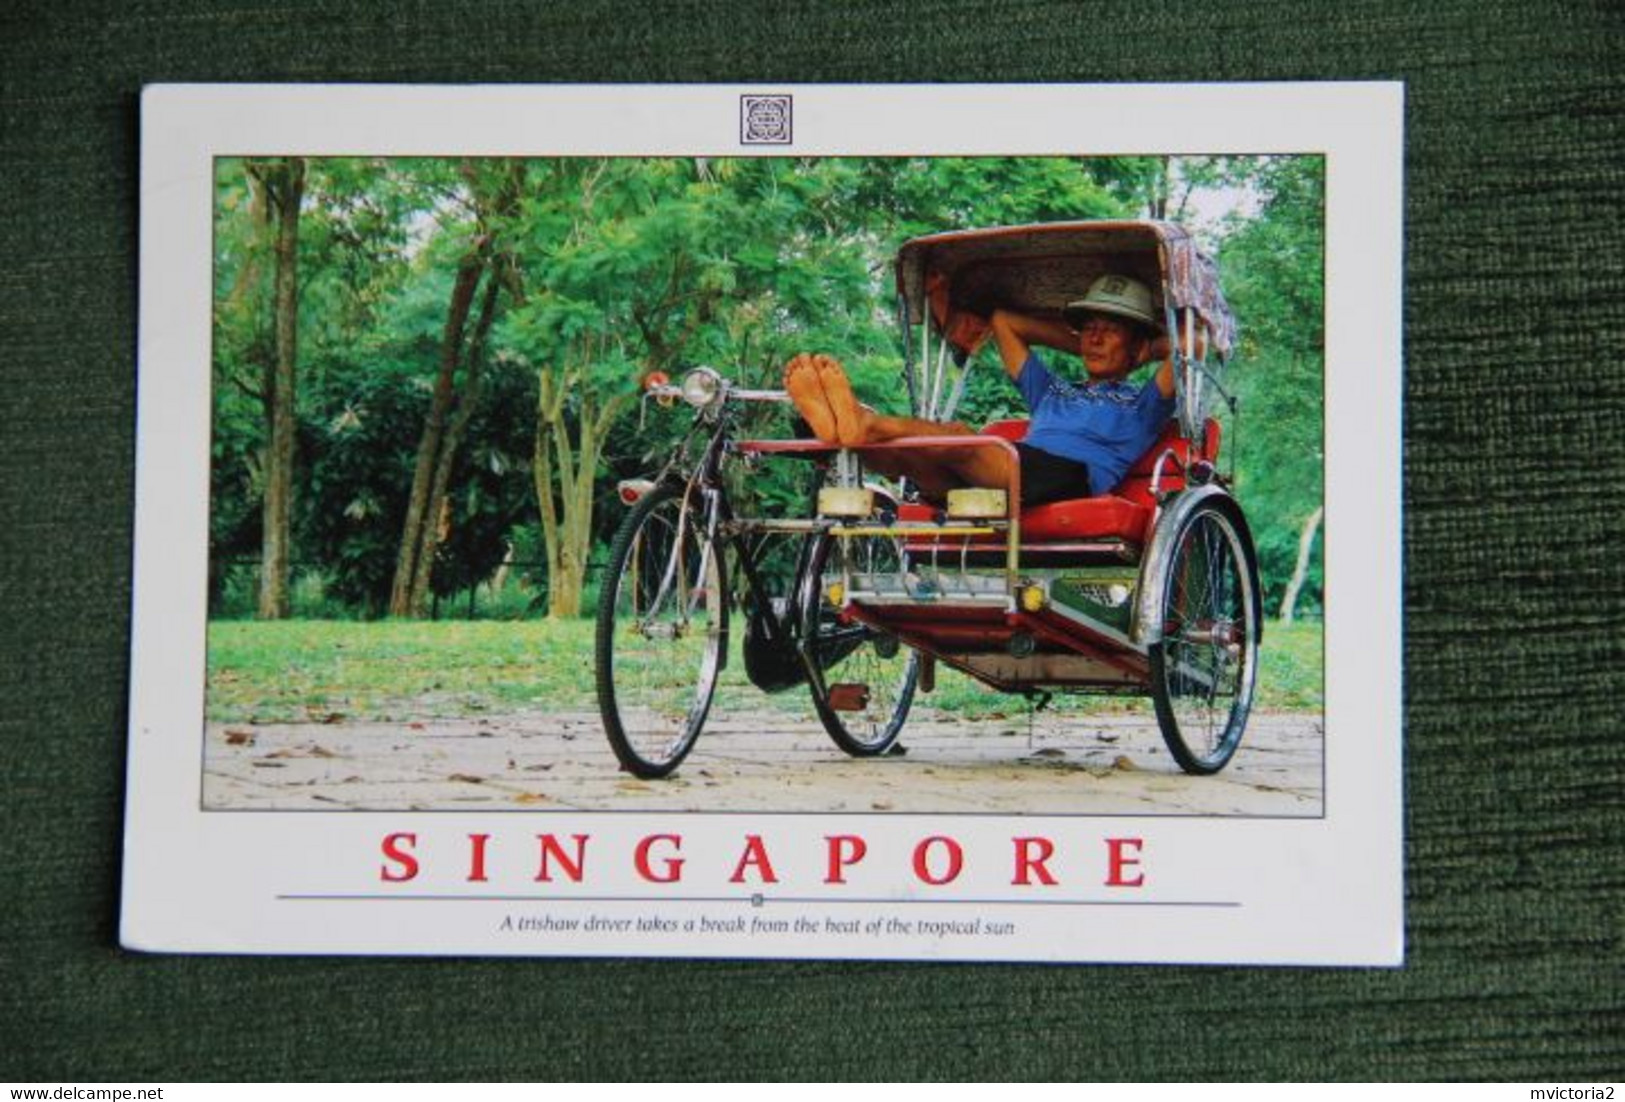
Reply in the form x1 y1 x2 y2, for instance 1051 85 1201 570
595 219 1261 780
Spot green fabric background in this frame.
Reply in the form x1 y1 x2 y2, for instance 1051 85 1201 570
2 0 1620 1082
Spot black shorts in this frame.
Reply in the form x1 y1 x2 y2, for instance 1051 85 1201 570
1014 442 1093 507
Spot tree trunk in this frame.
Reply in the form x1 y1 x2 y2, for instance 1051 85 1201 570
533 365 569 617
389 247 485 617
406 270 503 612
533 357 630 619
1279 504 1323 623
258 157 304 620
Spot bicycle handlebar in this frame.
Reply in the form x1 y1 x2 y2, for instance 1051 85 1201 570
643 374 791 409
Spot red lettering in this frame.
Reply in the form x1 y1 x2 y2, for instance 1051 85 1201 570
911 835 964 885
729 834 780 884
535 833 589 883
380 832 418 882
1012 836 1057 885
1105 837 1145 887
634 834 685 883
467 833 490 882
824 834 867 884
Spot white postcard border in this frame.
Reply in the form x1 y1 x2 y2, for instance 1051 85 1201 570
125 83 1403 964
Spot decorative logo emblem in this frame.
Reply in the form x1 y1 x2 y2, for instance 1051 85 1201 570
740 94 793 145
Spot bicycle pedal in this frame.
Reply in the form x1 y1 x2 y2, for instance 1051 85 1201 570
828 683 871 711
945 488 1007 519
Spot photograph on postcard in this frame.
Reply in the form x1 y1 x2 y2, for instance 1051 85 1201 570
126 83 1399 962
200 153 1324 818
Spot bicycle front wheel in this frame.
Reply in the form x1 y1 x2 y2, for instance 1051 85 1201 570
595 482 729 778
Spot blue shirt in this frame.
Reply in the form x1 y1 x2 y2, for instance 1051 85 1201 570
1015 351 1174 496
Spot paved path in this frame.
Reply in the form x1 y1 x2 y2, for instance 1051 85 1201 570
204 706 1323 816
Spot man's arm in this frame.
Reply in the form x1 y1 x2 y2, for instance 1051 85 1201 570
1149 334 1174 399
989 308 1078 379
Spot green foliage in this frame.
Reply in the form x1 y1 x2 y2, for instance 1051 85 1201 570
210 153 1322 619
1217 157 1326 615
294 356 427 615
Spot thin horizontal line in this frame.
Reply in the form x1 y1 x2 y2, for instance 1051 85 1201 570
279 893 1239 908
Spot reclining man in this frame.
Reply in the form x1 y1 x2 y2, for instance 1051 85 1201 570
785 274 1175 507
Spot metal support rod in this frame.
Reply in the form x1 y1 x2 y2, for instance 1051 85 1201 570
898 294 918 415
834 447 860 487
928 332 950 419
1184 307 1198 433
943 355 971 423
919 295 931 417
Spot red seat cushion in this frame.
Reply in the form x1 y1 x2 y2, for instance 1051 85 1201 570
896 418 1219 545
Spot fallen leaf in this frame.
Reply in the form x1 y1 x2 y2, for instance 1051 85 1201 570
1031 747 1066 759
308 745 338 758
871 801 894 811
408 723 427 731
1096 732 1120 743
224 730 255 746
1112 755 1137 772
513 792 550 805
449 773 485 785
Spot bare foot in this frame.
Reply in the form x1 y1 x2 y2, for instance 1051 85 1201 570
810 354 870 447
784 354 838 443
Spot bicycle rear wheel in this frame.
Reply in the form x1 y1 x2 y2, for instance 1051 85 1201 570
595 483 728 778
1148 498 1260 774
801 531 918 757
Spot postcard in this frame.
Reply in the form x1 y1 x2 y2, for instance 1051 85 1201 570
124 82 1403 963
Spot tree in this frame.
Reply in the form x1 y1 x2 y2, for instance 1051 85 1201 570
389 161 524 618
504 159 738 618
237 157 306 619
1279 505 1323 622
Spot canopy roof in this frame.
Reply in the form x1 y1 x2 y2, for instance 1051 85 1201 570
895 219 1236 357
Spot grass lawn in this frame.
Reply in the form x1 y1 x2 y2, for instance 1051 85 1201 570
207 616 1323 724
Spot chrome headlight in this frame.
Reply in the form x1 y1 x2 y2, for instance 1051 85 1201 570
681 367 724 409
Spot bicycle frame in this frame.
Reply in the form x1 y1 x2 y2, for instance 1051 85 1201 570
634 389 835 688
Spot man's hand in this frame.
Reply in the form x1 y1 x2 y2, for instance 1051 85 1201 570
926 272 990 355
